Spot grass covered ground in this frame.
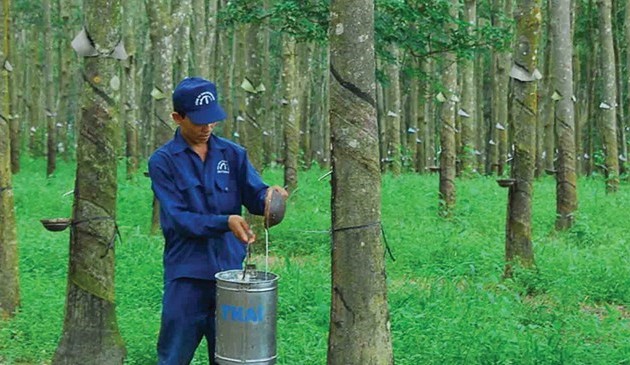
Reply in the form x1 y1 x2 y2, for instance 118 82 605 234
1 158 629 364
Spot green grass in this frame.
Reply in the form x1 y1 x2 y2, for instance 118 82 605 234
1 158 629 364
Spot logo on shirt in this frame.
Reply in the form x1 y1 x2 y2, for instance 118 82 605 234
217 160 230 174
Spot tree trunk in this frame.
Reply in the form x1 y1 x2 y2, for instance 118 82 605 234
122 0 139 178
282 35 299 193
243 22 264 169
406 60 419 172
56 0 73 162
9 14 19 174
262 0 273 166
0 0 19 319
420 58 435 172
505 0 541 276
298 42 313 169
27 28 42 157
385 45 402 175
191 0 207 76
52 1 126 363
583 0 597 176
476 38 487 174
438 0 459 217
327 0 394 363
597 0 620 193
414 59 427 174
459 0 477 176
312 44 330 168
492 0 513 176
234 24 247 144
173 0 191 84
538 0 554 177
44 0 57 176
147 0 175 234
206 0 219 81
612 0 626 176
551 0 577 230
218 22 233 140
320 45 331 169
622 0 630 171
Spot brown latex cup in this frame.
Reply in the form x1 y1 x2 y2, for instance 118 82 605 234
264 188 286 228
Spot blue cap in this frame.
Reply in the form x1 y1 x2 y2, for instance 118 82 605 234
172 77 227 125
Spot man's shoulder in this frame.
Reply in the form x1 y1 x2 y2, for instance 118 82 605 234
213 135 247 155
149 140 176 164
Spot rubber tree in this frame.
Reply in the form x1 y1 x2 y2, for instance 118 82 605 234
537 0 554 177
121 0 139 178
0 0 19 320
327 0 394 363
44 0 57 175
384 44 401 176
146 0 175 234
459 0 477 176
597 0 620 193
53 0 126 363
551 0 577 230
282 34 299 193
491 0 513 176
438 0 459 217
504 0 541 276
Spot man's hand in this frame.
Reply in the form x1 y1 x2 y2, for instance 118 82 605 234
269 185 289 199
228 215 255 244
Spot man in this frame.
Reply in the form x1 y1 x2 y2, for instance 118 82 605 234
148 77 287 364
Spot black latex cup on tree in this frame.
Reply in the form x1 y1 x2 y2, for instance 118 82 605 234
264 188 286 229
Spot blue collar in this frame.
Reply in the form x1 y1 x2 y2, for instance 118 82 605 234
168 128 228 154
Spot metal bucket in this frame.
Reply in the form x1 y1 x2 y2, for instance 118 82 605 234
215 269 279 365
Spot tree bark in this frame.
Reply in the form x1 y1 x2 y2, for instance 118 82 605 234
9 11 19 174
57 0 74 162
551 0 577 230
385 45 402 175
146 0 175 234
406 59 419 172
44 0 57 176
505 0 541 276
53 1 126 363
298 42 313 169
173 0 191 84
28 28 44 157
414 59 427 174
0 0 19 319
597 0 620 193
622 0 630 172
421 58 435 172
538 0 554 177
327 0 394 363
459 0 477 175
191 0 207 77
612 0 626 177
122 0 139 178
206 0 219 81
217 19 234 140
492 0 513 176
438 0 459 217
243 22 264 169
282 35 299 193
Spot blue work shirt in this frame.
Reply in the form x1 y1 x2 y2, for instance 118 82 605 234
148 130 268 282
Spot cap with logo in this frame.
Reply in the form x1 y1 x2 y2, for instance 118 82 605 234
172 77 227 125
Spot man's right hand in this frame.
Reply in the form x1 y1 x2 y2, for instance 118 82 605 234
228 215 255 244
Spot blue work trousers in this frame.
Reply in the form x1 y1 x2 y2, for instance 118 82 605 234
157 278 217 365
